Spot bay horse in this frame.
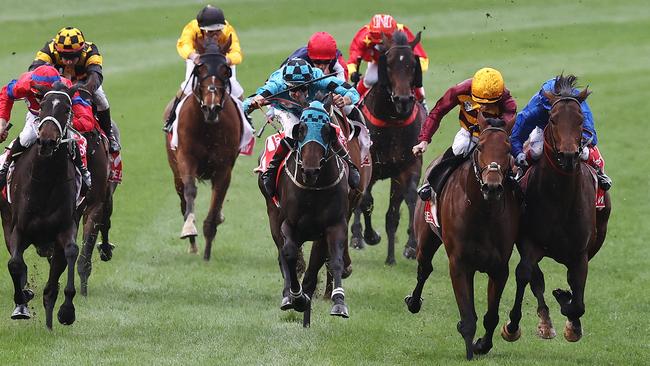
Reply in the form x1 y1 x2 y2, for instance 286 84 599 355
3 83 80 328
354 30 426 264
165 36 241 260
260 98 350 327
405 112 520 360
502 75 612 343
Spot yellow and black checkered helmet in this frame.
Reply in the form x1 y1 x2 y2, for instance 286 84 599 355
54 27 86 54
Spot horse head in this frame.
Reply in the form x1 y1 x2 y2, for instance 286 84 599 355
193 36 233 123
34 82 77 157
543 74 591 172
294 96 337 185
379 30 422 115
475 110 513 201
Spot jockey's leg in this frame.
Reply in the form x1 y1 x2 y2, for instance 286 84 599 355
94 86 120 153
332 138 360 190
71 137 91 190
0 113 39 186
583 145 612 191
415 87 428 110
165 59 196 131
357 62 378 97
261 137 293 197
0 137 26 187
229 66 244 101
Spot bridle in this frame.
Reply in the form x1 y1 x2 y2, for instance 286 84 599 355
472 126 511 188
37 90 74 150
381 44 416 104
191 53 232 113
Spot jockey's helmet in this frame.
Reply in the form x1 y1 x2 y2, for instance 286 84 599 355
307 32 337 61
368 14 397 43
471 67 504 104
54 27 86 58
30 65 61 94
197 5 226 31
283 58 313 87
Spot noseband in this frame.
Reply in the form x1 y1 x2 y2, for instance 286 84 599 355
37 90 73 149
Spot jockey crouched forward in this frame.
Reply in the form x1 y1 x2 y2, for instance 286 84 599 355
30 26 120 153
413 67 517 201
244 58 361 197
0 65 94 188
511 75 612 190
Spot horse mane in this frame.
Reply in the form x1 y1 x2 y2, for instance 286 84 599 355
485 118 506 128
553 74 579 97
391 30 408 46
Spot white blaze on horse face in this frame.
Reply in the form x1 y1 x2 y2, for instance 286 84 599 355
52 99 60 109
399 55 404 62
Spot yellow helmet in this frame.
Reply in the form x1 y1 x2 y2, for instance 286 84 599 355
471 67 504 103
54 27 86 54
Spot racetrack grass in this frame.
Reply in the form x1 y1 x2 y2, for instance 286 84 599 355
0 0 648 364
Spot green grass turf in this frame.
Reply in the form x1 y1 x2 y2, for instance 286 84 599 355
0 0 648 364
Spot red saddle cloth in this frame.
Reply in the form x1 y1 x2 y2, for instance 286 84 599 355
518 163 605 209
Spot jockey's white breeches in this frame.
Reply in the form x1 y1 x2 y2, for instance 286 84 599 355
528 126 592 162
18 112 40 147
181 59 244 99
93 85 110 111
276 110 300 140
452 128 479 156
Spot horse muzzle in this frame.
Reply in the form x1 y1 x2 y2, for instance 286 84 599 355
557 151 579 172
392 94 415 115
301 167 321 186
36 138 58 157
201 104 222 124
481 182 504 201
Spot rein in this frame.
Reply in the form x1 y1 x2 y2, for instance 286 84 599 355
191 63 231 112
284 151 345 191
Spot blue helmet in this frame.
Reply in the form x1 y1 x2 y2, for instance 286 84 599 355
283 58 313 86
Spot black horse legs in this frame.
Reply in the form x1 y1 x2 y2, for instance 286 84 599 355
554 255 588 342
57 236 79 326
8 239 30 319
448 259 478 360
472 269 508 356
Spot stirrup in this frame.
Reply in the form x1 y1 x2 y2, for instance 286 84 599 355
597 172 612 191
417 184 432 201
108 136 121 153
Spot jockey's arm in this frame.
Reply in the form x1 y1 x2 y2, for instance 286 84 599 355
71 95 96 132
510 94 548 158
0 81 20 125
29 42 55 71
222 22 243 66
418 83 465 143
580 101 598 146
319 77 359 106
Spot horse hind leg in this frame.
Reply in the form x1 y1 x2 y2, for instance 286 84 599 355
449 259 478 360
77 228 98 297
502 244 540 342
349 207 365 249
43 247 67 329
530 264 556 339
401 169 420 260
98 183 117 261
385 178 405 265
405 216 442 314
361 181 381 245
202 171 231 261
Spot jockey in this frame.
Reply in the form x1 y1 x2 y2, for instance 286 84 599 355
511 75 612 190
164 4 245 132
413 67 517 200
347 14 428 103
0 65 94 188
29 26 120 153
243 58 361 197
283 32 348 81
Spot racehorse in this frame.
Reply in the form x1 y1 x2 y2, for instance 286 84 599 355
3 83 80 328
501 75 612 343
260 98 350 327
165 36 242 260
354 30 426 264
405 112 520 360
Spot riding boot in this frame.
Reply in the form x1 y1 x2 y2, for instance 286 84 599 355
97 109 120 152
336 149 360 190
261 139 291 197
0 138 27 187
163 90 184 133
417 147 457 201
73 142 92 191
596 168 612 191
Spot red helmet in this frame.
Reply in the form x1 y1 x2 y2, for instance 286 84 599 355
307 32 337 60
368 14 397 42
30 65 61 93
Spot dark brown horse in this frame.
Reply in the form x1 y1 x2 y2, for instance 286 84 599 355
260 99 350 327
3 83 80 328
165 37 241 260
501 75 612 343
354 30 425 264
405 112 520 360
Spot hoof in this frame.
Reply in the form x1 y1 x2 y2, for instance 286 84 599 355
404 295 422 314
292 294 311 313
342 264 353 279
537 322 557 339
350 237 365 250
80 281 88 297
330 303 349 318
385 257 396 266
364 230 381 246
11 304 31 320
403 246 416 260
564 320 582 342
57 304 76 325
501 322 521 342
280 296 293 311
472 337 493 355
23 289 34 303
98 242 115 261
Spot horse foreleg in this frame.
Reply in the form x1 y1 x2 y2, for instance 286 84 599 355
502 242 540 342
180 175 198 240
78 204 102 296
350 207 364 249
98 182 117 261
401 167 420 260
280 222 309 313
361 180 381 245
405 210 442 314
385 178 405 265
203 171 231 261
473 268 508 356
303 239 328 300
57 231 79 326
43 247 66 329
531 264 556 339
554 255 588 342
327 222 349 318
449 258 478 360
8 232 31 320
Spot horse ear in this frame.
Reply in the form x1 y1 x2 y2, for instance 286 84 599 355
381 32 392 48
477 109 488 131
543 90 558 105
221 34 233 55
67 84 79 99
32 84 48 95
321 123 337 143
504 115 515 134
294 122 307 142
576 86 591 103
409 31 422 49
